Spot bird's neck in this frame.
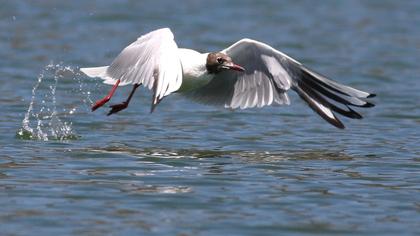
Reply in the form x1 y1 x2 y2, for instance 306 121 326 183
178 48 211 80
177 48 214 93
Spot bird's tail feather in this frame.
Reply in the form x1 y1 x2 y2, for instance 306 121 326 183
293 66 375 129
80 66 130 86
80 66 109 78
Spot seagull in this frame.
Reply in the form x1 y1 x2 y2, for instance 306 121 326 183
81 28 375 129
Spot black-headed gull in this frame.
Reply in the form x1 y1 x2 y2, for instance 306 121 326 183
81 28 375 129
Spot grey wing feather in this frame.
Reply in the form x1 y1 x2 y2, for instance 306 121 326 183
187 38 375 129
188 39 293 109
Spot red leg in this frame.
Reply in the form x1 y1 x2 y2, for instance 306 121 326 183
91 79 120 111
107 83 141 116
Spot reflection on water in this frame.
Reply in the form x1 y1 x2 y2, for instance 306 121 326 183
120 184 192 194
89 145 356 161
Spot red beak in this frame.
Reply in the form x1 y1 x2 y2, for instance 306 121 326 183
228 63 245 72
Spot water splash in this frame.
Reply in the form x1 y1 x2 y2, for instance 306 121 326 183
17 62 94 141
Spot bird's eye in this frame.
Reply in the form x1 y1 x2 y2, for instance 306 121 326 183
216 57 223 64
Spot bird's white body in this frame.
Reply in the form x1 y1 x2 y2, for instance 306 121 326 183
80 28 374 129
177 48 208 80
177 49 213 92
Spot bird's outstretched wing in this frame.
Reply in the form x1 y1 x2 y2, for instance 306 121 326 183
81 28 183 109
188 39 375 129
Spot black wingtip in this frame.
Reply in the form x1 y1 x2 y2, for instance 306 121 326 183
327 115 346 129
150 102 157 113
367 93 376 98
150 95 158 113
295 86 347 129
346 107 363 119
150 100 159 113
150 106 156 113
362 102 375 108
333 121 346 129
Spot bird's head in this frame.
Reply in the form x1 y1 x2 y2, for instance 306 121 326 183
206 52 245 74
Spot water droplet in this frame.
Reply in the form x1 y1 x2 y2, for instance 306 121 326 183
17 62 85 141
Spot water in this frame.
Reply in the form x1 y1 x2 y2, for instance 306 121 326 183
17 63 81 141
1 0 419 235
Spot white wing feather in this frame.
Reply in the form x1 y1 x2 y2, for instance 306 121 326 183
81 28 183 104
81 31 374 128
187 38 295 109
187 38 374 129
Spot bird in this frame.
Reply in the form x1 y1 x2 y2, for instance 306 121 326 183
80 28 375 129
